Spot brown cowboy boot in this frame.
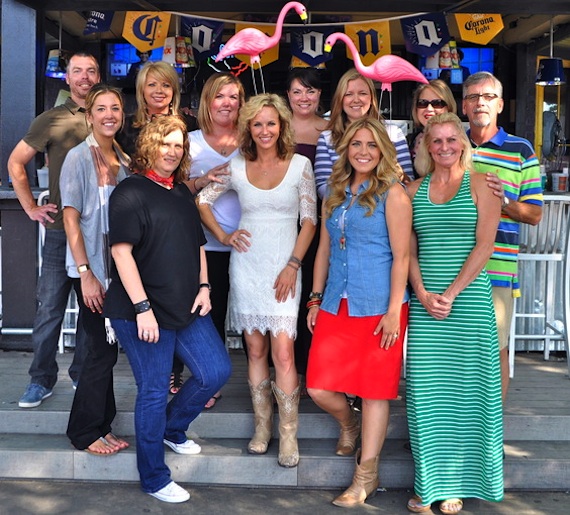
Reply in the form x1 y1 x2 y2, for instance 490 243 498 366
271 382 300 467
247 378 273 454
335 407 360 456
332 449 380 507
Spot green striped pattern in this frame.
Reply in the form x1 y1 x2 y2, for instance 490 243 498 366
406 172 504 505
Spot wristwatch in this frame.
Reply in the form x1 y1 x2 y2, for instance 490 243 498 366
501 196 510 209
77 263 90 273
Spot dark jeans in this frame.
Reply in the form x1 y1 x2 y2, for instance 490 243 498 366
171 250 231 375
28 229 87 389
66 279 118 449
112 314 232 493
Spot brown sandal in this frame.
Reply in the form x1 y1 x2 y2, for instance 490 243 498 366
440 499 463 515
407 494 432 513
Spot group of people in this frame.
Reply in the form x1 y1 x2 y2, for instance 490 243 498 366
9 53 543 512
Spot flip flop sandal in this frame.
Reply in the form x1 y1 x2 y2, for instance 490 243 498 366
205 393 222 409
169 372 184 395
440 498 463 515
407 494 432 513
84 437 118 456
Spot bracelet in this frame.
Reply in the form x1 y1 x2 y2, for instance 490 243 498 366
133 299 151 315
306 299 322 310
193 177 201 192
289 255 302 267
286 262 300 271
309 291 323 300
199 282 212 291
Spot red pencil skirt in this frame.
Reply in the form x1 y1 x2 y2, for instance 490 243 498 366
306 299 408 399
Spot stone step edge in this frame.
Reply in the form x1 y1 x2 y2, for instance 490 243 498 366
3 411 570 441
0 436 569 490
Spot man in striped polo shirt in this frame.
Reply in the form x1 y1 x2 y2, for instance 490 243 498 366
463 72 543 403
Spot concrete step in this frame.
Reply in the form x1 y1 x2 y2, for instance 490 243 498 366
0 434 568 490
3 408 570 441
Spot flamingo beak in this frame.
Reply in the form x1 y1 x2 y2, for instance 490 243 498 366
324 43 332 53
300 12 308 23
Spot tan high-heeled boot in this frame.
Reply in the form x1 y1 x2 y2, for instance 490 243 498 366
336 407 360 456
271 382 300 468
247 378 273 454
332 449 380 507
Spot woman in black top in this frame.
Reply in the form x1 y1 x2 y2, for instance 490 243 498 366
104 116 231 504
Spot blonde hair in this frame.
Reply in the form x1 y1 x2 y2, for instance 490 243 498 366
411 79 456 127
324 117 402 218
133 62 180 128
197 73 245 134
132 115 190 183
414 112 473 176
238 94 295 161
327 69 379 148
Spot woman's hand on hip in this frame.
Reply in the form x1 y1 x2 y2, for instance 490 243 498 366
192 288 212 316
137 310 159 343
223 229 251 252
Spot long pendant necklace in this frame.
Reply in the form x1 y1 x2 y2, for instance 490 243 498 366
338 194 358 250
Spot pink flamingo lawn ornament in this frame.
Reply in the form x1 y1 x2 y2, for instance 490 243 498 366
324 32 428 119
215 2 308 94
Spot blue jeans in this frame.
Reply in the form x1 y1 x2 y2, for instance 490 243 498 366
112 314 232 493
28 229 87 389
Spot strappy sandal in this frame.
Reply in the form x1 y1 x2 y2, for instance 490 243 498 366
440 498 463 515
169 372 183 395
407 494 432 513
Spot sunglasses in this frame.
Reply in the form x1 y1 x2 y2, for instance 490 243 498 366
416 99 448 109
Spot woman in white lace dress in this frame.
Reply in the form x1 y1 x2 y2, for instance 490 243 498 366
198 93 317 468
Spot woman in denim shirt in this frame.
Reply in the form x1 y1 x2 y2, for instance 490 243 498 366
306 117 411 508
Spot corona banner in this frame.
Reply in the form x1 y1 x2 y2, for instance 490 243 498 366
122 11 171 52
455 13 503 45
344 22 391 66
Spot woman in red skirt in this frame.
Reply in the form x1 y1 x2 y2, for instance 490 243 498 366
306 117 411 508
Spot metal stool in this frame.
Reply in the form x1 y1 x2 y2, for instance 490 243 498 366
508 194 570 378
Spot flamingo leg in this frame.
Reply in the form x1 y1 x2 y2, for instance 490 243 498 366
378 90 385 120
250 63 258 96
259 62 266 94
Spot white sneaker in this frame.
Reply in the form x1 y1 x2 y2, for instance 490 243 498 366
148 481 190 503
163 438 202 455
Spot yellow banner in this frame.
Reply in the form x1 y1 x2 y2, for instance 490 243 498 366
455 13 503 45
344 22 391 66
233 23 279 67
122 12 171 52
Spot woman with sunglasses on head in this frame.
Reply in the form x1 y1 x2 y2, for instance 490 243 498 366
408 80 456 177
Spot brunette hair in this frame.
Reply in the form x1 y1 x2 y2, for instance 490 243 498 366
414 112 473 176
327 69 379 147
324 117 402 218
238 93 295 161
132 115 190 183
133 62 180 128
411 79 456 127
197 73 245 133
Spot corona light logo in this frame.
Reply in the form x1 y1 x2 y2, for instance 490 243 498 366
455 13 503 45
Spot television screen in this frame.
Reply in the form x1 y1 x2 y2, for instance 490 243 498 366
419 46 495 85
105 43 162 87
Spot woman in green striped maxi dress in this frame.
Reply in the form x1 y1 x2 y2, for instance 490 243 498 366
405 113 503 515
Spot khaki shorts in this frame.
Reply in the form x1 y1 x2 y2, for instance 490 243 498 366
491 286 514 351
